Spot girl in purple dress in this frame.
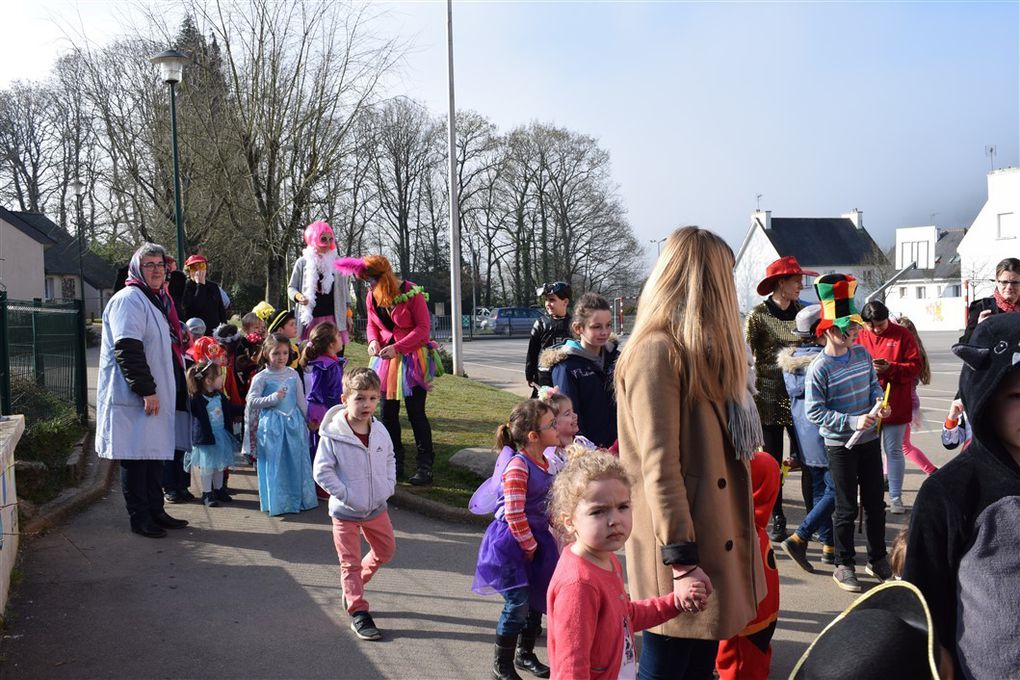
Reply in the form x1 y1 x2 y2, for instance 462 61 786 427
302 323 346 498
473 399 561 680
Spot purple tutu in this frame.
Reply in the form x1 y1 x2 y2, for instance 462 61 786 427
471 452 559 613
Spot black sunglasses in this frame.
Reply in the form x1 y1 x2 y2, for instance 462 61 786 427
537 281 570 298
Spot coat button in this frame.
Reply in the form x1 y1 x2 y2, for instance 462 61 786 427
717 478 726 489
725 540 733 551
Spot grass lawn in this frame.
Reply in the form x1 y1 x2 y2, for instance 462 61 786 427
344 342 524 507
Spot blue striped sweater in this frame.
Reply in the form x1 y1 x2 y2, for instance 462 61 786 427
805 345 883 447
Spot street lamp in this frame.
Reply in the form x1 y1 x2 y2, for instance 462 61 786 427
150 48 188 262
649 237 666 256
69 179 86 304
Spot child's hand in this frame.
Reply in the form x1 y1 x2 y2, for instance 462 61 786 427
856 412 877 430
275 386 287 400
672 566 713 614
878 405 892 420
948 399 964 421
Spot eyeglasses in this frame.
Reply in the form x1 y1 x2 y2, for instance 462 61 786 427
140 262 167 271
993 279 1020 288
537 418 559 432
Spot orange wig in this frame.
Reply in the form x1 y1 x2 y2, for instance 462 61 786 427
363 255 402 308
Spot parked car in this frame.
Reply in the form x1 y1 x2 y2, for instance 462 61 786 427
485 307 544 335
473 307 491 329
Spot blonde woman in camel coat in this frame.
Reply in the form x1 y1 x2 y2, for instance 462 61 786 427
616 226 766 679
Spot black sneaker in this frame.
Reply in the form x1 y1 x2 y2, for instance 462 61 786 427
215 487 234 503
767 515 788 543
409 468 433 486
780 536 815 573
866 557 894 582
832 565 862 592
351 612 382 641
180 489 197 502
203 492 220 508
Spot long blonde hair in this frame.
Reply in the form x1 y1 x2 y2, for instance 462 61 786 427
617 226 747 404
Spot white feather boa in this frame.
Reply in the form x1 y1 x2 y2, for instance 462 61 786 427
298 247 338 326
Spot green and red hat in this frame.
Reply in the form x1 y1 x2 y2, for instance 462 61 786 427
814 273 864 336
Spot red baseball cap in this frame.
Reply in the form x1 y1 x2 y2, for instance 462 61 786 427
756 256 819 296
184 254 208 268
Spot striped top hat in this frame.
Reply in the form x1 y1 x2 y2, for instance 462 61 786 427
814 273 864 336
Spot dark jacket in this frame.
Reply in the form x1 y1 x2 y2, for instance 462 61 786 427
189 391 245 446
544 339 620 448
182 280 227 335
959 296 1011 344
904 313 1020 680
525 314 572 387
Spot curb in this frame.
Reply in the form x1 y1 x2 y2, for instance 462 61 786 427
22 430 115 538
390 487 489 528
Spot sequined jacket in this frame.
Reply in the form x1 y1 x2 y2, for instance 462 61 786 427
745 301 802 427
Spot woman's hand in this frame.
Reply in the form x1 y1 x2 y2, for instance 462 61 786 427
295 292 308 306
978 309 993 324
378 345 397 360
673 566 713 613
143 394 160 416
367 340 380 357
190 269 206 285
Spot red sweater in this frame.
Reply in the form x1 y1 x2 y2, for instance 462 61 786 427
856 322 922 425
365 281 431 355
548 548 679 680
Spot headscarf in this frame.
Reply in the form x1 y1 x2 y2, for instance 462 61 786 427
125 243 185 370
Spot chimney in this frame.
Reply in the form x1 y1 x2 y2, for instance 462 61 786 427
842 209 863 230
753 210 772 231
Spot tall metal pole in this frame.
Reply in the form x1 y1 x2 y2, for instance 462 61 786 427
446 0 464 372
76 193 86 305
169 81 185 262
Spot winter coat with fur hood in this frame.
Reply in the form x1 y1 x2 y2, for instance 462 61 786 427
312 406 396 521
777 345 828 468
543 339 620 448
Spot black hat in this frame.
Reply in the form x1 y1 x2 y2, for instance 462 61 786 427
212 323 242 347
791 581 942 680
536 281 572 300
267 310 295 334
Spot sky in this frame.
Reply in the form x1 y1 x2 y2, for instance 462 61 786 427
2 1 1018 259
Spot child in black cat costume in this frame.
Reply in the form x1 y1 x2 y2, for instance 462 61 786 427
904 312 1020 679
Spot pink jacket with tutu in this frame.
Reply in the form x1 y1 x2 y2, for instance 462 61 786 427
366 281 430 355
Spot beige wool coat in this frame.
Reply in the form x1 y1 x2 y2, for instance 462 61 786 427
617 331 766 640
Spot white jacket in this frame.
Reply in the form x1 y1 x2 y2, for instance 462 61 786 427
313 405 395 521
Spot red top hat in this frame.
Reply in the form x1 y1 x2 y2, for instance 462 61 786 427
184 254 208 269
756 256 819 296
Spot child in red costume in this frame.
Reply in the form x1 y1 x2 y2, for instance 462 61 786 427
715 450 780 680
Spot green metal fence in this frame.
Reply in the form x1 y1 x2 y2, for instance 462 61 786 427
0 292 88 422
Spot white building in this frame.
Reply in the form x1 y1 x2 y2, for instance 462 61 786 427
958 167 1020 302
0 206 53 300
884 226 967 331
733 208 888 313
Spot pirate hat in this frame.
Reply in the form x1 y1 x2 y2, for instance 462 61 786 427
790 581 943 680
267 309 295 334
813 273 864 337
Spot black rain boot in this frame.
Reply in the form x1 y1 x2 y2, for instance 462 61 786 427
492 633 523 680
514 624 550 678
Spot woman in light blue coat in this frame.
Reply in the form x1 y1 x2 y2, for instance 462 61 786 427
96 243 190 538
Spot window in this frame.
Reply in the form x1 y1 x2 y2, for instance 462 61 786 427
61 277 77 299
942 284 961 298
898 286 907 299
916 287 927 299
997 212 1018 239
899 240 931 268
44 277 55 299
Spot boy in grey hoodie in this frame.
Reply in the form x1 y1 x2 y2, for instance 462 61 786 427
313 367 396 642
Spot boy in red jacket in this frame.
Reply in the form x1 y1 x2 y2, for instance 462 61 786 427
856 301 922 514
715 451 780 680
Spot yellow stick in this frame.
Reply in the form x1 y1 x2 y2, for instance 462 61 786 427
877 383 891 435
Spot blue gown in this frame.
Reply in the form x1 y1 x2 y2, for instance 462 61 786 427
184 394 236 472
244 367 317 516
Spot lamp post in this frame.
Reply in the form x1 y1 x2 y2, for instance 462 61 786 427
649 237 666 256
445 0 464 372
150 49 188 262
69 179 86 304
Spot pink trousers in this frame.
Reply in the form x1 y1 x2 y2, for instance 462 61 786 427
902 425 937 475
332 511 396 615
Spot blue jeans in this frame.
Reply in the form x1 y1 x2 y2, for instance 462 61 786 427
496 586 541 636
881 422 907 500
795 466 834 546
637 632 719 680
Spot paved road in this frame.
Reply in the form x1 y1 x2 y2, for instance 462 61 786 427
2 332 963 678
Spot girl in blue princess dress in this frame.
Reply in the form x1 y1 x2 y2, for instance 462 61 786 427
186 361 244 507
243 333 318 516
